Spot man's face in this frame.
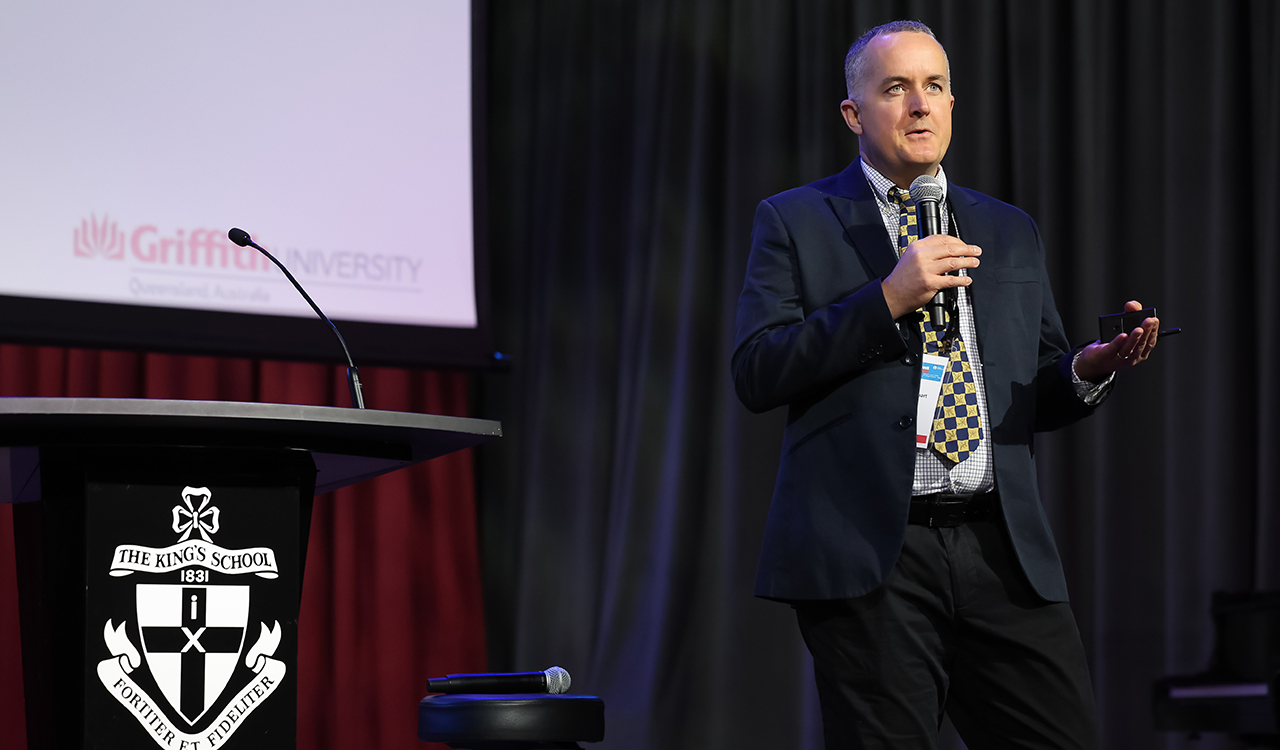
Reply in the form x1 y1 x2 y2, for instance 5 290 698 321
841 32 954 188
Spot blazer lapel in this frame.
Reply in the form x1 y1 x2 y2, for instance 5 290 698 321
824 160 899 283
949 185 992 360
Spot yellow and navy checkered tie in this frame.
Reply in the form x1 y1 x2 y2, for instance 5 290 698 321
888 187 983 464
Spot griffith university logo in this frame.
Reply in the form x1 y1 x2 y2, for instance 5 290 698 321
97 487 285 749
72 213 272 270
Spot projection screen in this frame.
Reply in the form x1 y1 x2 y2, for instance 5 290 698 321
0 0 491 368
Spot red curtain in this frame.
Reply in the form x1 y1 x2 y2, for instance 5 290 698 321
0 345 486 750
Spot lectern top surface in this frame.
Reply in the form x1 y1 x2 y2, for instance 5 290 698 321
0 396 498 434
0 397 501 497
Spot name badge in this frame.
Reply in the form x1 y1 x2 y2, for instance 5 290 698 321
915 354 947 448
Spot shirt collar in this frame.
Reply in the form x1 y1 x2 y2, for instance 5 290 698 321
860 159 949 207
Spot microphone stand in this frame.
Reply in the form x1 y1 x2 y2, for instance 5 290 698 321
228 229 365 408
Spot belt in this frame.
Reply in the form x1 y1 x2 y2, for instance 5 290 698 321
908 489 999 528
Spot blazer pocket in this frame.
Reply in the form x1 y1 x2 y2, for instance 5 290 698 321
786 413 853 457
992 267 1040 284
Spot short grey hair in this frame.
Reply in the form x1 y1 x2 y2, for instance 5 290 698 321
844 20 951 104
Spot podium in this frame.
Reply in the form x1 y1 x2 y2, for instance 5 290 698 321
0 398 501 750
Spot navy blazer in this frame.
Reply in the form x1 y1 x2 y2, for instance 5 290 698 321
732 160 1100 603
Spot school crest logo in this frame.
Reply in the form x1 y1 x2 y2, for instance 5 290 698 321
94 486 287 749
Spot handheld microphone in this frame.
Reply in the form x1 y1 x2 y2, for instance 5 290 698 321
427 666 571 695
228 227 366 409
909 175 948 331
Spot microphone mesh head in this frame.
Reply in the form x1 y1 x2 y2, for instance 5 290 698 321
909 175 944 204
228 227 252 247
543 666 571 694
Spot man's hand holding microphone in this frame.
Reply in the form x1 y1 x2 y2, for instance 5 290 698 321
881 236 982 320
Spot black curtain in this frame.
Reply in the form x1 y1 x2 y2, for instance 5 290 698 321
477 2 1280 748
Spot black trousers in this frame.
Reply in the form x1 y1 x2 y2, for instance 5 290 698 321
794 520 1098 750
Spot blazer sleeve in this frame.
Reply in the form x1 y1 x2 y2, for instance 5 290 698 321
731 198 907 414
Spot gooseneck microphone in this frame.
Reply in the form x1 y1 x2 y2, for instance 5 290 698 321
909 175 947 332
228 228 366 409
427 666 571 695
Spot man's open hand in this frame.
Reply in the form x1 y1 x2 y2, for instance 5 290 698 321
882 236 982 319
1074 300 1160 382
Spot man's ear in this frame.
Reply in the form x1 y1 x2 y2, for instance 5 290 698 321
840 100 863 135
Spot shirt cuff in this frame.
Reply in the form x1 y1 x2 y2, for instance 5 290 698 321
1071 350 1114 406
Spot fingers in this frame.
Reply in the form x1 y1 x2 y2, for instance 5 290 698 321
910 236 981 275
1121 313 1160 363
1118 328 1146 360
1134 316 1159 360
935 273 974 289
1102 332 1139 369
1108 301 1160 368
916 235 982 258
937 254 981 273
1112 326 1158 367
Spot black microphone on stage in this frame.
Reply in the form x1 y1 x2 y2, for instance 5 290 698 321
427 666 571 695
909 175 948 331
228 227 366 409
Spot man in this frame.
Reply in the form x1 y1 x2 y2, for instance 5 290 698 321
731 21 1158 749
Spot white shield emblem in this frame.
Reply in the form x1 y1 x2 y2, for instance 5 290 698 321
136 584 249 725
